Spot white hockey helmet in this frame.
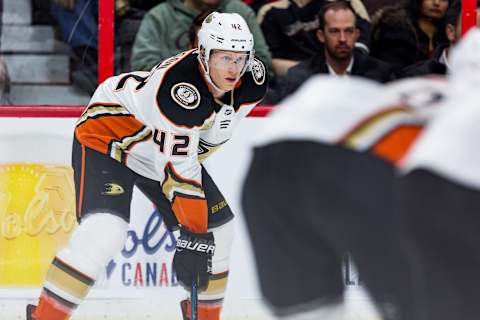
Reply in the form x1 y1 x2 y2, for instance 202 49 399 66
197 12 255 86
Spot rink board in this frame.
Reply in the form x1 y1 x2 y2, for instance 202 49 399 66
0 116 379 320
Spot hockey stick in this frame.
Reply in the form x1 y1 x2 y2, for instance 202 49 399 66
191 280 198 320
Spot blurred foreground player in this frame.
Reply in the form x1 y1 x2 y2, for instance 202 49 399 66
241 71 451 320
26 12 266 320
399 29 480 320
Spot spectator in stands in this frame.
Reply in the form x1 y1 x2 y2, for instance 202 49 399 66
370 0 450 72
116 1 158 73
0 57 11 105
265 0 393 104
33 0 56 25
50 0 99 94
50 0 151 94
129 0 159 11
400 0 480 77
188 10 215 49
362 0 398 16
257 0 371 76
131 0 272 72
244 0 275 13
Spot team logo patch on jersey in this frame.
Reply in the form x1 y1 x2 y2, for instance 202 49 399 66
171 82 201 110
251 58 266 85
101 183 124 195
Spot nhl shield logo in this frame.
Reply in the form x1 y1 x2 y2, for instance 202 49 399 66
251 58 266 85
171 82 201 109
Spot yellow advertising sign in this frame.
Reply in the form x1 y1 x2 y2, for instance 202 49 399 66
0 164 77 286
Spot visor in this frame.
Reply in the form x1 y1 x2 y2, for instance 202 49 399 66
210 51 250 72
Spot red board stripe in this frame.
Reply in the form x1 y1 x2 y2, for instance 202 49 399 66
0 106 273 118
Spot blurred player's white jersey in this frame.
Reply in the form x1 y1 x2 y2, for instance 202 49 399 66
255 75 447 164
402 29 480 189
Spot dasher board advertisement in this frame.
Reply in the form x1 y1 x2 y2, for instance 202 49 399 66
0 116 377 320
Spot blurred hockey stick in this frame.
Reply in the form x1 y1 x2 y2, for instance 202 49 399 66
191 280 198 320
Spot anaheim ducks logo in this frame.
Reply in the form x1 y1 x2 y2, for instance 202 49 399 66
171 82 201 110
102 183 125 196
251 58 266 85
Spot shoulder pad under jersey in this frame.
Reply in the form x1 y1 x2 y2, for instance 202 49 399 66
156 52 215 128
232 57 268 110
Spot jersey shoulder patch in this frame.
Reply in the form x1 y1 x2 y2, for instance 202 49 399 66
250 58 266 86
233 57 268 109
170 82 201 110
156 52 215 128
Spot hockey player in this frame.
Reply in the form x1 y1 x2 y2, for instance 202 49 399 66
241 71 450 319
399 29 480 320
27 12 267 320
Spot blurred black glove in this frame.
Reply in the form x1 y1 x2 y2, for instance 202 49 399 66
173 228 215 292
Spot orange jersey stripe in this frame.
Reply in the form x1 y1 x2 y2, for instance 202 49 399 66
162 162 207 231
338 105 409 145
75 114 146 155
372 125 423 165
172 195 208 233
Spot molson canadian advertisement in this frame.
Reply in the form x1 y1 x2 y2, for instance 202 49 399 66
0 162 76 286
0 117 181 291
0 119 77 287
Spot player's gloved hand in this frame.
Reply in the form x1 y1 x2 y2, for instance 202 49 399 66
173 228 215 292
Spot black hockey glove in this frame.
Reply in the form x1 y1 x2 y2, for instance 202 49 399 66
173 228 215 292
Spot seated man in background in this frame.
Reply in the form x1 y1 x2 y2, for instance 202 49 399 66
257 0 371 76
131 0 272 72
265 0 392 104
400 0 480 77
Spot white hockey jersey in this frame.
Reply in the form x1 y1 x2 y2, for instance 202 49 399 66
75 50 267 232
254 75 448 165
402 29 480 190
